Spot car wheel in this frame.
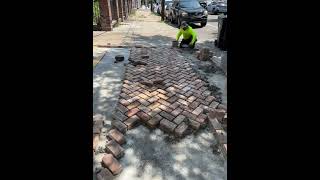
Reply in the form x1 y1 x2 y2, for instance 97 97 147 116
201 22 207 27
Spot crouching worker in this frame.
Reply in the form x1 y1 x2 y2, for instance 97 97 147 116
176 21 197 49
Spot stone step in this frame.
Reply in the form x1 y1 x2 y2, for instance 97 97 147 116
108 129 126 145
102 154 123 175
106 139 125 159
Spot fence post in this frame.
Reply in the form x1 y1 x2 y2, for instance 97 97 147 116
99 0 113 31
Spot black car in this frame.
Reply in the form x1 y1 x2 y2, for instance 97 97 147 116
170 0 208 27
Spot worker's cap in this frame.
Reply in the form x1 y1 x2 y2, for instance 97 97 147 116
180 21 188 29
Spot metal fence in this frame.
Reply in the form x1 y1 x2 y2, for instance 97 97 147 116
93 0 100 25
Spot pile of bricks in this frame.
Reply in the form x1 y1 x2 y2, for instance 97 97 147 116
208 106 227 159
93 121 126 179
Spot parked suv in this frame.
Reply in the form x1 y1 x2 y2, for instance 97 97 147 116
169 0 208 27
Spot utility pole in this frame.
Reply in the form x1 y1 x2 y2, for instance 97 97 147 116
161 0 165 21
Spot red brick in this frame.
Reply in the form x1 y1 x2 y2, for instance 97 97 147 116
157 89 167 94
106 140 125 159
171 108 183 117
159 111 175 121
189 119 201 130
157 93 169 100
182 111 197 121
209 101 220 109
93 134 99 151
206 96 216 103
148 102 161 110
119 93 131 100
116 103 129 114
153 78 165 84
184 90 194 97
141 80 153 87
148 96 159 103
187 96 197 103
136 111 151 122
96 168 114 180
166 92 175 98
167 96 179 103
138 93 149 100
148 107 162 117
102 154 123 175
159 119 177 133
202 90 211 97
124 115 140 129
119 99 130 106
158 104 173 113
178 99 189 106
126 108 140 117
138 105 152 113
209 109 226 121
108 129 126 145
146 114 162 128
174 122 188 137
192 106 204 116
112 110 128 122
138 98 151 106
112 120 127 134
196 114 208 126
126 101 140 110
158 99 171 107
217 104 227 111
176 93 187 100
173 114 187 124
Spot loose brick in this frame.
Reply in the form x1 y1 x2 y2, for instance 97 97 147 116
189 119 201 130
217 104 227 111
209 117 223 130
217 133 227 144
112 120 127 134
106 140 125 159
108 129 126 145
209 101 220 109
96 168 114 180
196 114 208 126
112 110 128 122
171 108 183 117
146 114 162 128
174 122 188 137
173 114 187 124
93 134 99 151
206 96 216 104
159 119 177 133
126 108 140 117
209 109 226 121
160 111 175 121
148 96 159 103
136 111 151 122
192 106 204 116
126 101 141 110
220 144 227 159
141 80 153 87
124 115 140 129
102 154 123 175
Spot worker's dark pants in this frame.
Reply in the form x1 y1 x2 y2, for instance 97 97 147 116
180 35 197 49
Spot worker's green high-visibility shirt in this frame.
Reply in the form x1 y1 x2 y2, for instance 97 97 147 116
176 26 197 44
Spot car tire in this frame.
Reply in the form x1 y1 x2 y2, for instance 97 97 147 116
201 22 207 27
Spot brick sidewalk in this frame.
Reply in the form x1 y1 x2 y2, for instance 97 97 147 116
112 47 222 137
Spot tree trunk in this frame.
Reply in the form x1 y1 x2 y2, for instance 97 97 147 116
161 0 164 21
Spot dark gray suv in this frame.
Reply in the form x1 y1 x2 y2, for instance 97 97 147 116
169 0 208 27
